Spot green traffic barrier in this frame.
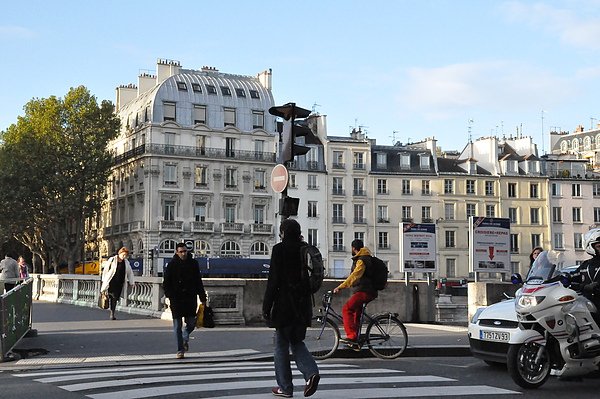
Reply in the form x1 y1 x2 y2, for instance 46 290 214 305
1 278 33 361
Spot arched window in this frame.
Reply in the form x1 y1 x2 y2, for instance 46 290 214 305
137 239 144 256
595 134 600 149
195 240 211 256
584 136 592 150
560 141 568 153
572 138 580 152
160 239 177 255
250 241 269 256
220 241 241 257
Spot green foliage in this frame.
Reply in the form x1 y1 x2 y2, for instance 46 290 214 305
0 86 120 270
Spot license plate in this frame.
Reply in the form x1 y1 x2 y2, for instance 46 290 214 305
480 330 510 342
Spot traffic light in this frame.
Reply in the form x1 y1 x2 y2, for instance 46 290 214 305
279 195 300 217
269 102 321 164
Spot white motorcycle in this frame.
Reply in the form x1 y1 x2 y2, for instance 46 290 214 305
507 251 600 389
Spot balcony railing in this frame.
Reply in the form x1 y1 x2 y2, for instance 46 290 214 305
222 222 244 233
332 245 346 252
251 223 273 234
378 218 390 223
332 162 345 169
354 218 367 224
191 221 214 232
353 189 366 196
159 220 184 231
332 217 346 224
332 189 345 196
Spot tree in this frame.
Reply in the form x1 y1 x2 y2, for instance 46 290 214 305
0 86 120 273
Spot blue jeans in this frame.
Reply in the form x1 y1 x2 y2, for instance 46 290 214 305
274 325 319 394
172 316 196 351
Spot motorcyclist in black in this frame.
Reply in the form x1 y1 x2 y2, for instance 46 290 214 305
571 228 600 325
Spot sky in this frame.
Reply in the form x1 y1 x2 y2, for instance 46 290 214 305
2 0 600 153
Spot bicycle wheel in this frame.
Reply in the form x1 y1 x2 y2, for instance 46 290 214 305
305 316 339 360
366 314 408 359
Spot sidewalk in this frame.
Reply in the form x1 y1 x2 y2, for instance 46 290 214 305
2 301 470 370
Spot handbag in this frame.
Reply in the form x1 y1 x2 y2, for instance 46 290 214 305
203 305 215 328
196 303 205 328
98 292 109 309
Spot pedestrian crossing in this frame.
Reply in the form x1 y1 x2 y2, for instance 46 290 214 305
12 361 520 398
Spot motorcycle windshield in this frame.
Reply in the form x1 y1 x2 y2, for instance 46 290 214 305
526 251 558 283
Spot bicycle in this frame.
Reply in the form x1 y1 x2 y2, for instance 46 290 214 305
305 290 408 360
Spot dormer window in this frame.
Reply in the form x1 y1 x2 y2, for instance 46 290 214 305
468 161 477 174
528 160 539 173
176 81 187 91
221 86 232 96
400 154 410 169
249 90 260 99
206 85 217 95
192 83 202 93
419 154 430 170
235 88 246 97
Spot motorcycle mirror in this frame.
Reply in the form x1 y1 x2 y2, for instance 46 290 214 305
511 273 523 285
559 272 571 287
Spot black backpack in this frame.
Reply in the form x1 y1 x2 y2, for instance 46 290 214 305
301 244 324 293
365 255 388 290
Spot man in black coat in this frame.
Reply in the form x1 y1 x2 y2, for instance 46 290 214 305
163 243 207 359
263 219 320 398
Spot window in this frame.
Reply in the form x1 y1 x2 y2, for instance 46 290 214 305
206 84 217 94
163 200 176 221
553 233 564 249
353 152 365 169
163 101 176 121
595 207 600 223
249 89 259 99
378 232 389 249
508 182 517 198
196 135 206 155
530 208 540 224
510 234 519 253
402 179 411 195
193 105 206 124
235 88 245 97
354 204 365 223
552 182 561 196
529 183 539 198
225 204 236 223
594 183 600 197
220 86 231 96
195 165 207 187
176 81 187 91
225 168 237 188
422 180 430 195
377 179 388 194
250 242 269 256
508 207 518 223
420 155 430 169
485 204 496 217
254 169 266 190
485 181 494 196
354 232 365 243
572 207 582 223
289 174 296 188
466 180 476 195
332 177 344 195
376 153 387 168
195 240 211 256
422 206 431 221
572 183 581 197
252 110 264 129
224 107 236 127
194 202 206 222
446 259 456 278
192 83 202 93
445 231 456 248
226 137 235 157
164 164 177 185
353 178 365 196
332 204 344 223
466 203 476 218
254 205 265 224
254 140 264 159
444 203 455 220
332 231 345 251
574 233 584 250
552 207 562 223
308 201 317 218
531 234 541 249
160 239 177 255
377 205 389 222
308 174 317 189
402 206 412 221
332 151 344 168
307 229 318 246
400 154 410 169
444 179 454 194
220 241 241 257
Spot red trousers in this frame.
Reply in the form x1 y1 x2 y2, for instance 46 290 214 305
342 291 376 341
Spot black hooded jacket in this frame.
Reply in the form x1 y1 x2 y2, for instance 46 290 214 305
163 253 207 318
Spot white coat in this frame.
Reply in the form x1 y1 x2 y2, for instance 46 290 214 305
100 256 135 296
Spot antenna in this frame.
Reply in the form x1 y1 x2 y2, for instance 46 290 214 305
468 119 474 142
391 131 399 145
591 117 597 130
541 109 545 154
312 103 321 114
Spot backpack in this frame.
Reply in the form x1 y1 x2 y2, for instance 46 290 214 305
301 244 324 294
365 255 388 290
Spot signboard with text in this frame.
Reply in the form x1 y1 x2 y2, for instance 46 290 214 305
469 217 511 273
400 223 437 273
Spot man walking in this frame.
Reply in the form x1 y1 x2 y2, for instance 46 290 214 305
333 239 377 349
163 243 207 359
263 219 320 398
0 253 20 293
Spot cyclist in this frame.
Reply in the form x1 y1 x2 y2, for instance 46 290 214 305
333 239 377 349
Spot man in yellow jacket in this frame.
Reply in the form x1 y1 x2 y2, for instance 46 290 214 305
333 239 377 348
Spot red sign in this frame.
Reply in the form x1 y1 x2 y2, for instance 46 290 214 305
270 164 289 193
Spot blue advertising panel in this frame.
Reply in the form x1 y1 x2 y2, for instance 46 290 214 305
161 257 270 277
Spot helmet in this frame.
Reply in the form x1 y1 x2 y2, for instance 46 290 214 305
584 228 600 256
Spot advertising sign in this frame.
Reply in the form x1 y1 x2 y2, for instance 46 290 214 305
400 223 437 272
469 217 511 273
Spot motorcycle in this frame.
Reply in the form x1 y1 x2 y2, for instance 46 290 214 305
507 251 600 389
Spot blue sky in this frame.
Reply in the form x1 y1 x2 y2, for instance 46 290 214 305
2 0 600 152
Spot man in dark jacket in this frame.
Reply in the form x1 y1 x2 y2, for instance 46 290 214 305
163 243 207 359
263 219 320 398
333 239 377 348
571 229 600 324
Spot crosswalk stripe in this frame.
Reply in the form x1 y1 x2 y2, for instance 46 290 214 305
58 369 408 391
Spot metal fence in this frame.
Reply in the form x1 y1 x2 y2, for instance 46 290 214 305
1 279 33 361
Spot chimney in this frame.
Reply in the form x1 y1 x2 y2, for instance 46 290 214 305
138 73 157 96
257 68 272 90
156 58 181 84
115 84 137 111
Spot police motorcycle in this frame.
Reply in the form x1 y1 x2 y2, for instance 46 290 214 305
507 250 600 389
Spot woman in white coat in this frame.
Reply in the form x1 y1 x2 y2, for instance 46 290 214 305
101 247 135 320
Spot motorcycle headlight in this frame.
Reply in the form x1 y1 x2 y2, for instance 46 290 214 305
518 295 546 308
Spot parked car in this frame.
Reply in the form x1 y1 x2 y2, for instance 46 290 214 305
468 265 579 366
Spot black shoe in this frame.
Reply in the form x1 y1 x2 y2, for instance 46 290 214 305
272 387 292 398
304 374 320 397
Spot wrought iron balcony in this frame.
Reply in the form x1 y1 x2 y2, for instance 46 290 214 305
332 217 346 224
332 245 346 252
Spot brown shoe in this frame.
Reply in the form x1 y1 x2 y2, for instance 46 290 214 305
176 351 184 359
304 374 320 397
